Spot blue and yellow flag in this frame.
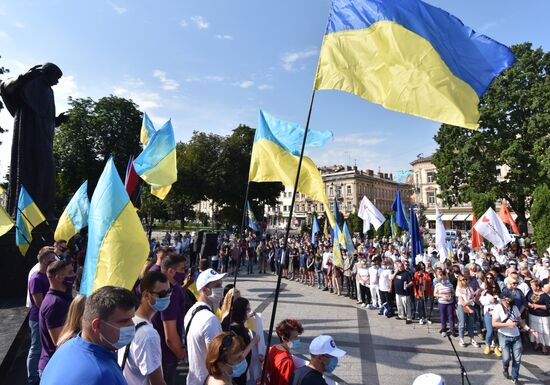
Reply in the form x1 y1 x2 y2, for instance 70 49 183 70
16 186 45 255
332 222 344 267
54 181 90 242
314 0 515 129
343 221 355 253
0 205 14 238
391 190 409 232
133 120 177 200
80 158 149 296
249 110 336 227
246 201 260 232
390 212 397 238
140 112 156 147
311 215 320 246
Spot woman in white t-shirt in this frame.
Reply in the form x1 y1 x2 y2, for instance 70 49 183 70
455 276 481 347
433 271 455 337
479 283 502 356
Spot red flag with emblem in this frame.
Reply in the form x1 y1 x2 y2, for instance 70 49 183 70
498 200 519 234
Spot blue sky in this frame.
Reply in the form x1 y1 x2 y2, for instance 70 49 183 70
0 1 548 181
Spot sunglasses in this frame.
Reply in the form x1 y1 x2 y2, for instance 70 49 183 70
510 282 519 285
151 289 173 298
219 332 238 356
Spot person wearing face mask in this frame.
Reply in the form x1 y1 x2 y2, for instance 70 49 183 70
26 247 56 385
38 260 75 374
266 319 304 385
204 332 247 385
290 335 346 385
119 271 171 385
53 240 69 261
152 254 188 385
40 286 139 385
185 268 227 385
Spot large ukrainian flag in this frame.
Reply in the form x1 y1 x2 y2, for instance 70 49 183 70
54 181 90 242
249 110 336 227
16 186 45 255
80 158 149 296
133 120 177 200
140 112 156 147
314 0 515 130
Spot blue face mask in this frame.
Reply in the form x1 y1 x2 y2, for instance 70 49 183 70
288 339 300 350
231 359 248 378
151 296 171 312
100 322 135 350
324 356 338 373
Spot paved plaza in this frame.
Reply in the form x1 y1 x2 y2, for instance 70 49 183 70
235 274 549 385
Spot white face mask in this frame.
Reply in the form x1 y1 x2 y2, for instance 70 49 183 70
208 287 224 308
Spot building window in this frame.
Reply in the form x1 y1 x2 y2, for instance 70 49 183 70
427 191 436 206
415 172 420 186
347 185 352 195
329 187 334 197
320 203 324 211
427 171 435 183
346 201 352 212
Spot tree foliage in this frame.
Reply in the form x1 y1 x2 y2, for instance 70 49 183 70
530 185 550 250
53 96 142 213
432 43 550 233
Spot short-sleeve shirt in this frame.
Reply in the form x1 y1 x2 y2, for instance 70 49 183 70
393 270 411 296
28 271 49 322
151 282 186 365
266 346 294 385
118 316 161 385
38 288 72 370
184 301 222 385
40 336 126 385
368 266 380 285
435 282 454 304
378 269 392 292
290 366 328 385
493 304 521 337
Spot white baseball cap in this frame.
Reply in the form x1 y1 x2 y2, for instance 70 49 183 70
196 268 227 291
412 373 445 385
309 335 346 357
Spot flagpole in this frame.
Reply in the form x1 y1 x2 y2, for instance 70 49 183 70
16 207 47 242
260 90 316 385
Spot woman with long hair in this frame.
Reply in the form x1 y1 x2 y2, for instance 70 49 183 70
480 282 502 356
456 275 481 347
56 295 86 346
527 279 550 354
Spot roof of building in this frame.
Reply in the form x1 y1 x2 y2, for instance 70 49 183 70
410 155 433 166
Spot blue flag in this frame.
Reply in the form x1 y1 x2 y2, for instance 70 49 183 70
343 221 355 253
246 201 260 232
391 190 409 232
409 205 423 269
311 215 320 246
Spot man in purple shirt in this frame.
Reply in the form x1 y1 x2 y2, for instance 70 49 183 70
152 254 187 385
148 246 170 273
27 246 56 385
38 260 75 373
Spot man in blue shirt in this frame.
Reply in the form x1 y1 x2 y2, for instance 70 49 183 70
40 286 139 385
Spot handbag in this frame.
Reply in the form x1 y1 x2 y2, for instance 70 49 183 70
462 304 474 314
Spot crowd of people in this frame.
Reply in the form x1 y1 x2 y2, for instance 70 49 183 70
24 228 550 385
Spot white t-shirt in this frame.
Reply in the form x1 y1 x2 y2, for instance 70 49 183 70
492 304 521 337
118 316 161 385
378 269 392 292
368 266 380 286
322 252 332 269
184 301 222 385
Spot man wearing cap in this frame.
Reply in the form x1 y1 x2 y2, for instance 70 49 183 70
290 335 346 385
184 268 226 385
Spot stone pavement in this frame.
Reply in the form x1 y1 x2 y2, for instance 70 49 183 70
234 273 550 385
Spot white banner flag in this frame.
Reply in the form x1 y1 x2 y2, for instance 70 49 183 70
435 206 448 262
358 196 386 232
474 207 512 249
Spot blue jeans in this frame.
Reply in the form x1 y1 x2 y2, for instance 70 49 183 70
498 333 522 380
27 320 41 385
457 304 475 339
484 312 496 346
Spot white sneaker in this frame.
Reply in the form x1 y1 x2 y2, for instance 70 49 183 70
426 319 432 325
459 339 466 347
361 303 367 307
419 319 425 325
471 339 480 348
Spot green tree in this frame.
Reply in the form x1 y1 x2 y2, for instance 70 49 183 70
416 203 427 228
347 212 362 234
54 96 142 212
530 185 550 250
0 56 9 142
433 43 550 233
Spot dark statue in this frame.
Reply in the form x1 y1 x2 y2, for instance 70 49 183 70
0 63 67 221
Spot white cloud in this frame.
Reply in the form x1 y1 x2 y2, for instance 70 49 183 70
179 19 188 28
236 80 254 89
215 34 233 40
0 30 11 42
258 84 273 91
204 75 225 82
153 69 179 91
55 75 79 110
113 78 161 110
14 21 24 29
109 2 127 14
190 16 209 30
333 133 384 146
281 48 318 71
